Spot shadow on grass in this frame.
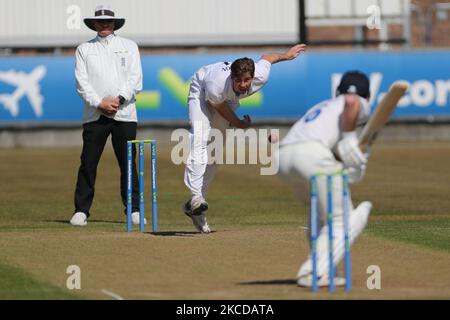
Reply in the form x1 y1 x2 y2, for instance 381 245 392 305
238 279 297 286
147 230 217 237
44 220 123 224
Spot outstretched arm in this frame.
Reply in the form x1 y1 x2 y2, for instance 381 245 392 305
260 43 307 64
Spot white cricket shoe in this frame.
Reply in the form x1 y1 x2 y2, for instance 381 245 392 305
297 274 346 288
131 211 147 225
192 212 211 233
182 199 211 233
70 212 87 226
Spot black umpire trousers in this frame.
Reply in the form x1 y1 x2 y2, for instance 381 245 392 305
74 116 140 217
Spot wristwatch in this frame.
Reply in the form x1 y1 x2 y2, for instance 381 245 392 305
118 95 126 105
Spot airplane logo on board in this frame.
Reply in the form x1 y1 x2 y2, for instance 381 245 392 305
0 65 46 117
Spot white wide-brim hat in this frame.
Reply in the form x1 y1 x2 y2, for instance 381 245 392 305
84 4 125 31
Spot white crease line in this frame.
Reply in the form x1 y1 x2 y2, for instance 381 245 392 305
101 289 124 300
299 226 308 230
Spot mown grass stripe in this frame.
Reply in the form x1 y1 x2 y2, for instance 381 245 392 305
0 263 83 300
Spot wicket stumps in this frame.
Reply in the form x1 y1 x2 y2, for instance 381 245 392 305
126 139 158 233
309 172 352 292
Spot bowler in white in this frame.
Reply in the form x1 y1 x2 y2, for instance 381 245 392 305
183 44 307 233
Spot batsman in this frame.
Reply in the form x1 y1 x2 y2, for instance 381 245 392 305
276 71 374 287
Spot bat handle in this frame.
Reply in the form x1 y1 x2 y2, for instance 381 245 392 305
358 142 369 153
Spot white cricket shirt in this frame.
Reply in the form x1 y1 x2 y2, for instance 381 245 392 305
281 95 370 149
75 33 143 123
188 59 271 105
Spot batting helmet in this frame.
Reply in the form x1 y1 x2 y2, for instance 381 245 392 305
336 71 370 99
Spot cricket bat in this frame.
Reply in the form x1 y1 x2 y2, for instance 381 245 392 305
358 81 409 151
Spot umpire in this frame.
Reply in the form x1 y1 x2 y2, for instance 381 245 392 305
70 4 144 226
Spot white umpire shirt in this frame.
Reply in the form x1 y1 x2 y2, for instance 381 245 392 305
75 33 143 123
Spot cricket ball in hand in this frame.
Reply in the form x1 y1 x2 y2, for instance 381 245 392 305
268 133 279 143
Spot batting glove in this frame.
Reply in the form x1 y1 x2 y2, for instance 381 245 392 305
337 131 367 167
346 164 367 183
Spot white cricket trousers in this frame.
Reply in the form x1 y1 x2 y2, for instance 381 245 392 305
184 93 237 201
276 141 371 279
